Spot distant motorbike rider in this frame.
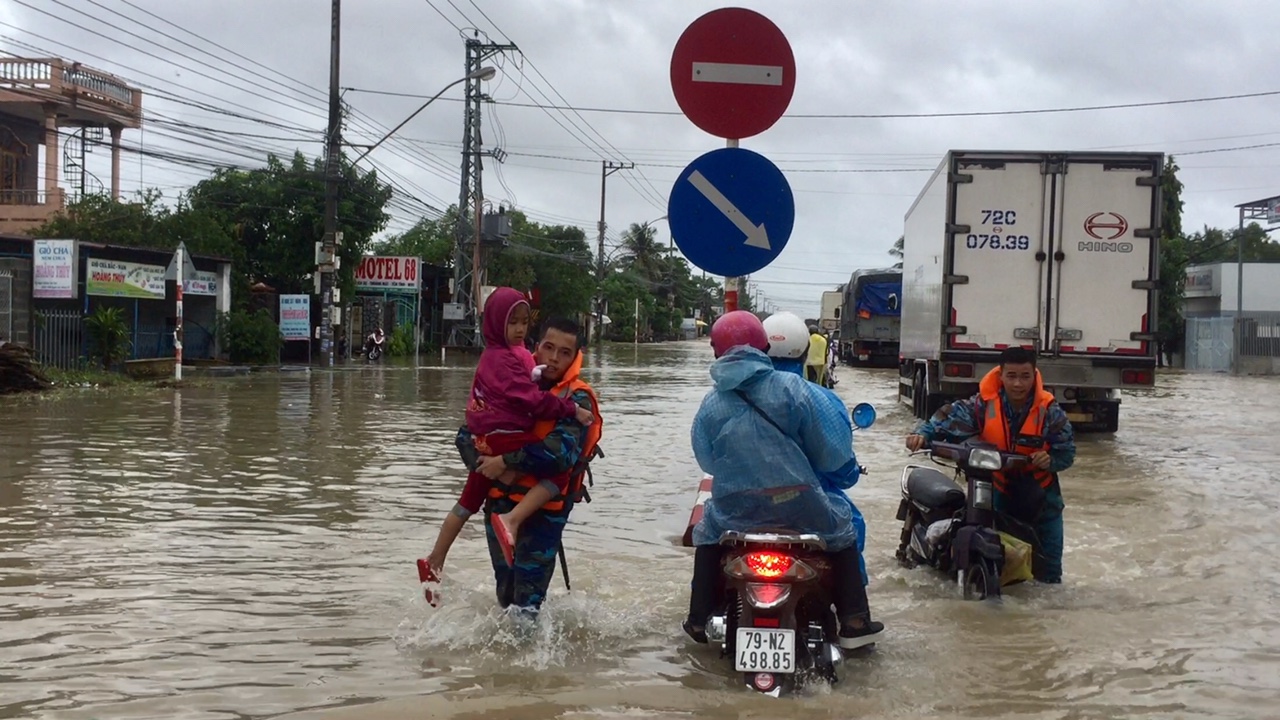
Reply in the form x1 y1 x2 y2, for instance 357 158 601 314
905 347 1076 582
364 327 386 356
805 325 827 386
763 311 867 585
684 311 884 649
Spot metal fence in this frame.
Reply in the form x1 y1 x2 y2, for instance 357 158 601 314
0 273 11 341
34 309 85 370
1185 316 1233 372
1238 311 1280 358
1186 312 1280 373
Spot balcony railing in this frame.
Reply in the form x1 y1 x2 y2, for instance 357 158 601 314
0 188 43 206
0 58 141 118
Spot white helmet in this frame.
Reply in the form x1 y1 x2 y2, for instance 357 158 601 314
762 312 810 360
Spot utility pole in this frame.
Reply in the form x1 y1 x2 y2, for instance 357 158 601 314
594 160 633 343
319 0 342 367
448 36 518 348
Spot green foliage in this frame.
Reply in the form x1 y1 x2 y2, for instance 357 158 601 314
889 235 904 262
30 151 393 311
215 309 282 365
374 212 455 266
84 306 132 370
186 152 392 303
387 322 416 356
485 211 595 323
44 366 131 388
1157 158 1187 360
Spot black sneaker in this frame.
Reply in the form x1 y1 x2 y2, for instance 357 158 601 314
682 619 708 644
838 620 884 650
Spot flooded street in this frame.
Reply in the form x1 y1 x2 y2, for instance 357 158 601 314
2 340 1279 719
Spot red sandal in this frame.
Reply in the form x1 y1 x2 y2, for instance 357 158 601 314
492 517 515 567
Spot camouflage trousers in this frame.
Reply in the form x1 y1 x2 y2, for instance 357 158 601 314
483 495 571 614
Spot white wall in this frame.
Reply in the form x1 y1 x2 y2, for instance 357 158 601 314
1184 263 1280 314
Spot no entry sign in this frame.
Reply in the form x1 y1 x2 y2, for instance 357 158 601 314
670 7 796 140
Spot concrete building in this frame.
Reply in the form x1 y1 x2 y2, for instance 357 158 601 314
1183 262 1280 374
1184 263 1280 316
0 57 143 235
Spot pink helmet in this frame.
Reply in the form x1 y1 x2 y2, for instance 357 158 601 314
710 310 769 358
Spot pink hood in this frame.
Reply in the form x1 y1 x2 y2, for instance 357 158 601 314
466 287 578 434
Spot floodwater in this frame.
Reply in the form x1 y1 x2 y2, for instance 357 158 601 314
1 341 1278 720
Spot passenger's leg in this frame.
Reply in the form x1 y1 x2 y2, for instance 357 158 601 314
684 544 723 643
831 546 884 649
851 508 868 586
1034 483 1065 583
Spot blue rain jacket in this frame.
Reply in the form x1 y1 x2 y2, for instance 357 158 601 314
690 347 859 551
771 357 868 583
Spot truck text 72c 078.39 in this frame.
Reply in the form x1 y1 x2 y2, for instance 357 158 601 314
897 150 1162 433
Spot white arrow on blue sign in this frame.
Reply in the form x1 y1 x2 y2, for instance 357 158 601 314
667 147 794 277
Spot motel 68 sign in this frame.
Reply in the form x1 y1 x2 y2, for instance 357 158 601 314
355 255 422 293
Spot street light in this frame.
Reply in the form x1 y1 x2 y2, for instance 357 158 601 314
353 66 497 165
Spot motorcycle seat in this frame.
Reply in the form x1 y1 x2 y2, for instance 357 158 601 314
906 467 965 512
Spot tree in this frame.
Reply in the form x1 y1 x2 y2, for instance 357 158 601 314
619 222 664 278
374 211 456 266
889 235 904 269
484 211 595 323
185 151 392 301
1156 157 1186 365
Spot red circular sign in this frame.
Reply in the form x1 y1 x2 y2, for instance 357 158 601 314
670 8 796 140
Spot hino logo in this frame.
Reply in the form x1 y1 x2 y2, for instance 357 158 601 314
1084 211 1129 240
1078 241 1134 253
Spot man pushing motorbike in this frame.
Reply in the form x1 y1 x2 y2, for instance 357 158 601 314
905 347 1075 583
684 311 884 650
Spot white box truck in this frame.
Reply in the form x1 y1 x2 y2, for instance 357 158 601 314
819 289 843 333
899 150 1162 433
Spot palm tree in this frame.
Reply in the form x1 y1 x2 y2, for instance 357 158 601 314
889 235 904 269
620 222 664 279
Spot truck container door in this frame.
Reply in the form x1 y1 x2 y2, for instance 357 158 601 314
948 159 1048 351
1050 159 1159 356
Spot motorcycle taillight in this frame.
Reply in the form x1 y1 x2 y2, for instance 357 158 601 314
745 551 793 579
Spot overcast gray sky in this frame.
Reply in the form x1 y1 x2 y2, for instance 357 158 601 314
5 0 1278 317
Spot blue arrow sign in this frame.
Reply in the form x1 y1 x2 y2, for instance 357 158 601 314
668 147 795 277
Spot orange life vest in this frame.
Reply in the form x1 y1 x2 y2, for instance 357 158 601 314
976 367 1055 493
487 349 603 513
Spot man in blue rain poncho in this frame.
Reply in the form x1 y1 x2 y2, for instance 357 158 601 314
683 311 884 650
762 311 868 586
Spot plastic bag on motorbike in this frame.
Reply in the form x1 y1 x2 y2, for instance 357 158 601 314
998 531 1034 586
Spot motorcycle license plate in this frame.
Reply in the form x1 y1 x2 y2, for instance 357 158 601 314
734 628 795 673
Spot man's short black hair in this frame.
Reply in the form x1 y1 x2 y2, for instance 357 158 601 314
1000 346 1037 367
541 316 583 349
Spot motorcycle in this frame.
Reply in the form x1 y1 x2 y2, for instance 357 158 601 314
894 440 1037 600
363 331 385 362
704 402 876 696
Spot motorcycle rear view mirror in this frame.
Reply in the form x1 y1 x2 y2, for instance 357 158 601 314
851 402 876 429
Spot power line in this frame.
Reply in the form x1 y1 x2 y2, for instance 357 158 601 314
345 86 1280 120
433 2 668 211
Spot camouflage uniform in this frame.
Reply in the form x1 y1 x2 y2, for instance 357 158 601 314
465 387 593 613
913 390 1075 582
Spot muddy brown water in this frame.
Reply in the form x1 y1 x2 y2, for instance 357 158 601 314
1 341 1278 719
